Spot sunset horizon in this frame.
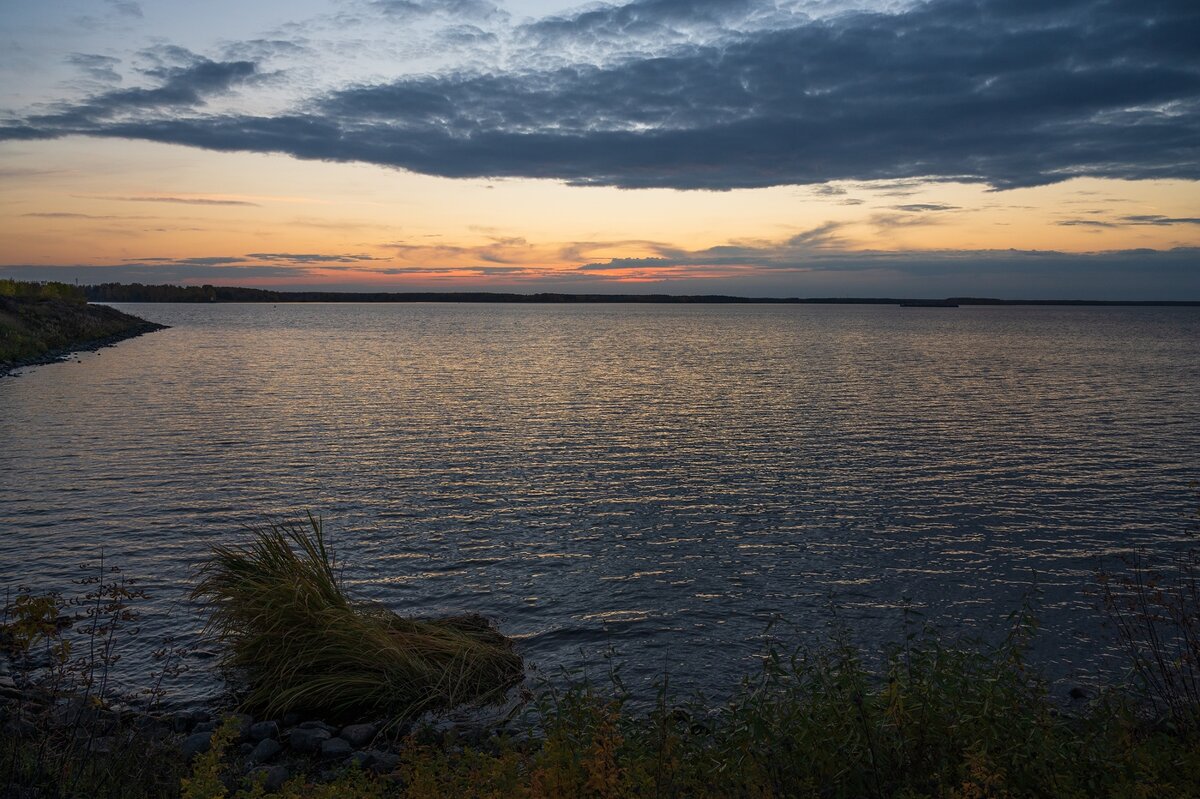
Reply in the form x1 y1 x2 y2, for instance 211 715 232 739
2 0 1197 299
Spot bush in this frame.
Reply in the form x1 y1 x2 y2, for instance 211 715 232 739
191 516 524 721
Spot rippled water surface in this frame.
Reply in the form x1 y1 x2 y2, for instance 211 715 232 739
2 303 1198 704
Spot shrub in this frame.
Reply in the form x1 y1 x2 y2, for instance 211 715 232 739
191 515 524 721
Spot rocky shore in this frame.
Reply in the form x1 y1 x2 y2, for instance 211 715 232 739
0 294 168 376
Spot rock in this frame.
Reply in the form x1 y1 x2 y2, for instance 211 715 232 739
281 711 303 727
248 765 290 793
181 731 213 761
363 749 400 774
239 743 254 757
193 720 218 734
1068 685 1089 700
297 720 338 733
248 737 283 765
249 720 280 741
320 737 353 759
339 723 377 748
289 726 331 754
346 751 371 769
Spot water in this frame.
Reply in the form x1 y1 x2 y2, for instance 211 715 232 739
2 303 1198 705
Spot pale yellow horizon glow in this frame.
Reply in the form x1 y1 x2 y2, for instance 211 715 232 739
2 137 1199 288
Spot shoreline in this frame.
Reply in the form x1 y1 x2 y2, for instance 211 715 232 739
0 290 169 377
0 318 169 378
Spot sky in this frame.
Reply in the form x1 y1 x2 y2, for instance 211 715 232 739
0 0 1198 298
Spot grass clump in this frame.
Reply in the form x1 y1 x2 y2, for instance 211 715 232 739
191 515 523 721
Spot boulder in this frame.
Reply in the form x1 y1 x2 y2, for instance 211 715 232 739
248 737 283 765
289 726 330 754
181 731 213 761
248 720 280 741
320 737 353 759
339 723 377 748
363 749 400 774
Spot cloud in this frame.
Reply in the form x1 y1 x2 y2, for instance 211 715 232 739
246 252 383 263
1121 214 1200 226
26 50 256 128
109 196 259 206
1058 214 1200 227
892 203 960 212
3 0 1199 190
104 1 143 18
67 54 122 83
3 245 1198 298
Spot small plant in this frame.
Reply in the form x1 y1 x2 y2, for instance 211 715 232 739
191 515 524 721
0 557 183 799
1098 488 1200 735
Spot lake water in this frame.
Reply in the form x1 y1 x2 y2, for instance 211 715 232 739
2 303 1198 706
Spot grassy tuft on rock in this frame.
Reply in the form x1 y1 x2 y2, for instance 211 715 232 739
191 516 524 722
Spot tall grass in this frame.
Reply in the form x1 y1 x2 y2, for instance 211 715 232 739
191 515 523 721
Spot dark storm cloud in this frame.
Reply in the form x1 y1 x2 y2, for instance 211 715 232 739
4 0 1199 189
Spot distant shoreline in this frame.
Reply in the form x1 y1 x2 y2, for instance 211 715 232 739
80 284 1200 306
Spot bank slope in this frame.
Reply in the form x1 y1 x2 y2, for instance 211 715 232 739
0 294 168 375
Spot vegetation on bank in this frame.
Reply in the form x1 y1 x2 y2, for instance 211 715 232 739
0 279 167 371
78 281 1200 305
3 506 1199 798
191 517 524 721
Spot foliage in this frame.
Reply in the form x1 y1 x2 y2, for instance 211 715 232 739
1098 487 1200 736
191 515 524 721
0 558 186 798
0 279 86 303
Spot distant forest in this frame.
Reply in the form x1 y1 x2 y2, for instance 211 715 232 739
74 283 1200 306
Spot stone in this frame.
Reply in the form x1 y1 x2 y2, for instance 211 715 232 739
297 719 337 733
248 737 283 765
238 743 254 757
181 731 213 761
339 723 377 748
1068 685 1089 700
281 711 303 727
193 720 218 734
248 765 290 793
320 737 353 759
248 720 280 741
364 749 400 774
289 726 331 754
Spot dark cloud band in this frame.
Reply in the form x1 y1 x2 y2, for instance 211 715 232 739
3 0 1198 190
